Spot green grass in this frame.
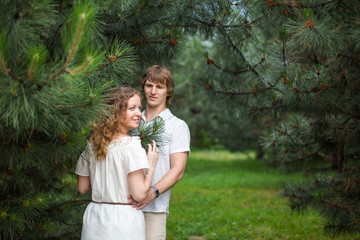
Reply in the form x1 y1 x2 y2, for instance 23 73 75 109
166 150 360 240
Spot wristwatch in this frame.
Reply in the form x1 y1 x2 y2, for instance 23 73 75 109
152 186 160 198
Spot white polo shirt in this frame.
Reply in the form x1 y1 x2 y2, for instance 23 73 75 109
142 108 191 213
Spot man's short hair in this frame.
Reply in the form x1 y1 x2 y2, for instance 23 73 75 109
141 65 174 105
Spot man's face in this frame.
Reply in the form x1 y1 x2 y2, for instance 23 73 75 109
144 80 168 109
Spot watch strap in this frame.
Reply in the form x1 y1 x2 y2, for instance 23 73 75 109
152 186 160 198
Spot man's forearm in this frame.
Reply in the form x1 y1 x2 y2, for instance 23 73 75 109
154 167 184 195
154 151 188 195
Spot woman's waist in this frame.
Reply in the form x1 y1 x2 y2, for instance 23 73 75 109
91 193 129 204
92 200 132 205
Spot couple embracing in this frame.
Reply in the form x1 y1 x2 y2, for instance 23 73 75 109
75 65 191 240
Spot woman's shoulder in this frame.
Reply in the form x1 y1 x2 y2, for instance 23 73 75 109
107 136 146 160
109 136 142 149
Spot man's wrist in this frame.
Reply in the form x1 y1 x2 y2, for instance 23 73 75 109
152 186 160 198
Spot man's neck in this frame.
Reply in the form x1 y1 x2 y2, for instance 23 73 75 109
145 105 167 122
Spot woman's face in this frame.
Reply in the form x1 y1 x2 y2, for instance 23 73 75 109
122 94 142 132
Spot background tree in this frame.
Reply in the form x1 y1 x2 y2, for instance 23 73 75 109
0 1 138 239
169 37 263 151
97 0 184 68
0 0 196 238
169 0 360 233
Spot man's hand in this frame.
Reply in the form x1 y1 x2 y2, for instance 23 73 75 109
127 194 138 205
127 188 156 210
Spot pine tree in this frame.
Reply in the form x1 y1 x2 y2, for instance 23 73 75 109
1 0 194 238
165 0 360 234
0 1 138 238
169 37 264 151
96 0 185 68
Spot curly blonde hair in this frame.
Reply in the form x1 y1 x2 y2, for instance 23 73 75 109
90 86 141 160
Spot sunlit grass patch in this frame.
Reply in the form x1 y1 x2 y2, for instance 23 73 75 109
190 149 256 162
167 150 360 240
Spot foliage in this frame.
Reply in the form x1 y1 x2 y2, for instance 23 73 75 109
169 37 264 151
0 1 138 239
164 0 360 233
95 0 184 68
130 116 167 151
284 167 360 233
0 0 203 238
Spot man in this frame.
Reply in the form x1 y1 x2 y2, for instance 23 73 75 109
129 65 191 240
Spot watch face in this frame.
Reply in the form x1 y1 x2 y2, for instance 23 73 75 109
152 186 160 198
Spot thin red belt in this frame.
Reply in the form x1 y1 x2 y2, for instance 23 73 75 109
92 201 132 205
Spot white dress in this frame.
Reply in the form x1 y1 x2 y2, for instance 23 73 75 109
75 136 149 240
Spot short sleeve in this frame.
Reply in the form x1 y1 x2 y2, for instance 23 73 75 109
124 142 149 175
169 120 191 155
75 145 92 176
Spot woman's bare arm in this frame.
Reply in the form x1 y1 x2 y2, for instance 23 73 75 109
127 141 158 202
78 175 91 194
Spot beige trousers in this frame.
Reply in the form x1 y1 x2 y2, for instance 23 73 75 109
144 212 167 240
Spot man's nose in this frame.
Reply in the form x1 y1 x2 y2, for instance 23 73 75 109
150 86 156 94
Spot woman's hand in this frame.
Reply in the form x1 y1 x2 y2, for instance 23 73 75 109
147 140 159 169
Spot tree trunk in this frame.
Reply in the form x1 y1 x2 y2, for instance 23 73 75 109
256 144 264 160
191 123 196 148
269 148 278 167
332 142 344 172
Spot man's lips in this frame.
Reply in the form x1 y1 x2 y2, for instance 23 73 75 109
149 96 157 101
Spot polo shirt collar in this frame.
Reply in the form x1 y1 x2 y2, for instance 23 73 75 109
142 108 173 122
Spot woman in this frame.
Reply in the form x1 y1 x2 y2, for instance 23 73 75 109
75 86 158 240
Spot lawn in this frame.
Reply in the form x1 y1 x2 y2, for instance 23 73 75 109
166 150 360 240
